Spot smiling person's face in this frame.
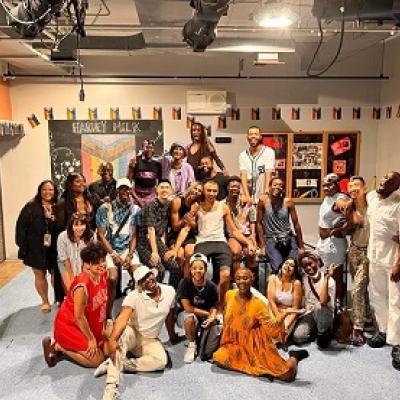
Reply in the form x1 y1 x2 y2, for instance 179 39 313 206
300 256 320 278
235 268 253 295
203 182 218 202
191 260 206 282
41 182 55 203
186 184 203 203
72 219 86 238
281 258 295 278
71 175 86 195
377 172 400 197
348 179 366 200
172 146 185 160
270 178 284 198
247 128 262 148
140 272 157 293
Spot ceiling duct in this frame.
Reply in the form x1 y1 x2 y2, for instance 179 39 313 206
312 0 400 25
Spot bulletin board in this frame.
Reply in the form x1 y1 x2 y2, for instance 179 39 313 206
326 131 360 194
262 131 360 203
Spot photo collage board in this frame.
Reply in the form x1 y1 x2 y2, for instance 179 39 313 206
262 131 360 202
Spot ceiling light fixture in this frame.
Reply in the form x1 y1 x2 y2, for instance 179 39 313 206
253 1 299 28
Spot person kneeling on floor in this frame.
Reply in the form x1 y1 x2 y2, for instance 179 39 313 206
99 265 181 400
176 253 219 363
292 251 336 349
42 242 109 368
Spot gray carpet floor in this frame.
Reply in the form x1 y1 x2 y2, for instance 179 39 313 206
0 269 398 400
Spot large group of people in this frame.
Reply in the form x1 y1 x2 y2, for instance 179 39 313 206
14 123 400 400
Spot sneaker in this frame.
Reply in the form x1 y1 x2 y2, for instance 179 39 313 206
102 383 119 400
367 331 387 348
392 346 400 371
288 349 309 362
94 358 110 377
184 342 197 364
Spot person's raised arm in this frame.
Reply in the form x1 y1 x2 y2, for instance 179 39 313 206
207 140 226 173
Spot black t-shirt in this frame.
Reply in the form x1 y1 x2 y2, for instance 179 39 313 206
177 277 218 312
134 157 162 189
202 172 228 200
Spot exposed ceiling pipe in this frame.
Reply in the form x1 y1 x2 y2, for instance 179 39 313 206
0 24 398 33
3 73 389 82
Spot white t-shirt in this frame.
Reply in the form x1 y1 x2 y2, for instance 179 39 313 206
367 190 400 266
239 146 275 203
122 284 175 338
303 275 336 313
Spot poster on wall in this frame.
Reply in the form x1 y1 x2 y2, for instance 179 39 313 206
291 133 323 200
49 120 163 192
326 132 359 193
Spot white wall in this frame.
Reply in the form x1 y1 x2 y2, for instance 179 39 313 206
1 78 382 258
376 39 400 178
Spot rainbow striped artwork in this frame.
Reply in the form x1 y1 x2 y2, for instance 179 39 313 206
81 134 135 184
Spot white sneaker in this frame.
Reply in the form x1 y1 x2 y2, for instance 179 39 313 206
184 342 197 364
94 358 110 377
102 383 119 400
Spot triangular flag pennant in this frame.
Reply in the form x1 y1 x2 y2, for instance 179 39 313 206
132 107 142 120
352 107 361 120
251 107 260 120
172 107 182 120
153 106 162 120
272 107 281 120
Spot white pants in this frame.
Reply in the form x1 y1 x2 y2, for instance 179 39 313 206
369 262 400 345
118 326 167 372
105 248 140 270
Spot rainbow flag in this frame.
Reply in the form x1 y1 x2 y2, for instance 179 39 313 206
217 115 227 129
272 107 281 120
186 116 195 129
44 107 54 120
251 107 260 120
110 107 120 120
153 106 162 120
132 107 142 120
67 107 76 120
27 114 40 128
172 107 182 120
88 108 98 121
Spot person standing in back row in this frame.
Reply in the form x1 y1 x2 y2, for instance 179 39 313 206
239 126 275 204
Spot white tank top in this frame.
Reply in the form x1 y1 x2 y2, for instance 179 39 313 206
196 201 226 244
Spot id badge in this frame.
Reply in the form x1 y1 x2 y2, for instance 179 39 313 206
43 233 52 247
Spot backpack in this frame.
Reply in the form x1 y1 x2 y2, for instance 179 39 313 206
196 320 222 361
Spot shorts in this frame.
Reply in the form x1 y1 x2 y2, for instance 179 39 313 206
194 241 232 275
105 248 140 270
177 311 198 329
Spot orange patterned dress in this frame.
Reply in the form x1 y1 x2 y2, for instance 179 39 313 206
213 289 290 377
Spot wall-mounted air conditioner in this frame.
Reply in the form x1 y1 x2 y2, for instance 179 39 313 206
186 90 227 115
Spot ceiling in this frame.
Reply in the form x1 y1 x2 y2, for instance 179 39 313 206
0 0 398 79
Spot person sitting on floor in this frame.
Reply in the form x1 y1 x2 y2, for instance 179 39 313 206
176 253 218 364
213 267 308 382
57 212 94 290
168 181 203 277
96 178 141 320
292 251 336 349
267 257 303 342
42 242 109 368
98 265 181 400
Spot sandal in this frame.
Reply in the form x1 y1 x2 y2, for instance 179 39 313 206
351 329 365 347
42 337 59 367
41 303 51 313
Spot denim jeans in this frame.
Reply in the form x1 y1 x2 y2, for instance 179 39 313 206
265 234 298 272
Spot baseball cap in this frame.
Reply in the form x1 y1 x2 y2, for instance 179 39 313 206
189 253 208 266
170 142 187 157
322 173 339 186
133 265 158 283
116 177 132 189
